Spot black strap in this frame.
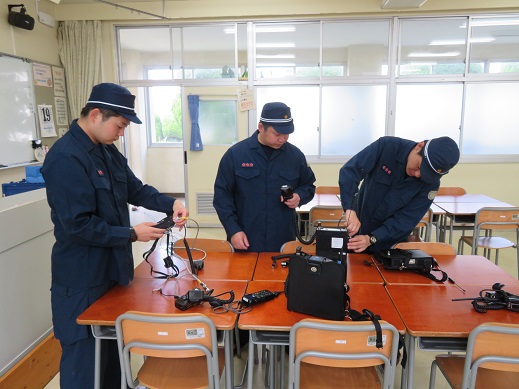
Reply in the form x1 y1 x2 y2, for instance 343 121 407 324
348 308 383 348
420 269 448 283
142 235 179 279
348 307 407 368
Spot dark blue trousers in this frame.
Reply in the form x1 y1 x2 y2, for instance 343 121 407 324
59 335 122 389
51 281 125 389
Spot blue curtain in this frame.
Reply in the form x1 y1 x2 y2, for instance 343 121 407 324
188 95 203 151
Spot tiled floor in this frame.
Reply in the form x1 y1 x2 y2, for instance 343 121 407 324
45 205 518 389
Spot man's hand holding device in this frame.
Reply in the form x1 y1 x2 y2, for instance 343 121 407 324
280 184 300 209
130 202 189 244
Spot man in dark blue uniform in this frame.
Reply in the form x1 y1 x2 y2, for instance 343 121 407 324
339 136 459 252
41 83 188 389
214 102 316 252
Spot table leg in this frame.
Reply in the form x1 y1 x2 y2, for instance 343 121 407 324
247 333 254 389
225 329 234 389
94 337 101 389
401 333 415 389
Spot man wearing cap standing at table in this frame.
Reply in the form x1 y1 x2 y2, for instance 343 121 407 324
41 83 188 389
214 102 316 252
339 136 460 253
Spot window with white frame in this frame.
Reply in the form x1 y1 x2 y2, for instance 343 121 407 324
116 15 519 160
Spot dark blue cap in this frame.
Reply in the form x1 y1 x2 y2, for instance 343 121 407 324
85 83 142 124
420 136 460 184
260 102 294 134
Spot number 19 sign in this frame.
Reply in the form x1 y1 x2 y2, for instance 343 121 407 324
38 104 57 137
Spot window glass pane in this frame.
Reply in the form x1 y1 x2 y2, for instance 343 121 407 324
255 23 320 79
118 27 171 81
199 100 238 145
147 86 182 144
463 82 519 154
394 84 462 143
322 20 390 77
469 17 519 74
399 18 467 76
237 23 249 80
180 25 237 79
256 86 319 155
321 85 387 155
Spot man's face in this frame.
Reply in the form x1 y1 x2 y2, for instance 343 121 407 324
406 141 425 178
257 123 289 149
92 110 130 144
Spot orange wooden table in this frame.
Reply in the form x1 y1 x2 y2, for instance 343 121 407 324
134 250 258 281
386 283 519 388
239 280 406 389
239 281 405 332
78 276 248 389
373 254 519 286
253 252 384 284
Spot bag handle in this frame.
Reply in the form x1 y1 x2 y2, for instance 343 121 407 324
419 259 448 282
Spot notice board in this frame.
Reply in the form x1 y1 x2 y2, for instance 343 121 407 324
0 53 68 168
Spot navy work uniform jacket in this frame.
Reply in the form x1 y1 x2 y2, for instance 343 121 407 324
339 136 439 251
214 130 316 252
42 120 174 345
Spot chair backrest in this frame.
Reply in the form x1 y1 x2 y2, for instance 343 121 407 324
462 322 519 388
393 241 456 256
309 206 344 229
173 237 234 252
116 311 217 358
315 186 341 195
473 207 519 232
280 240 316 254
116 311 221 389
288 319 400 388
437 187 467 196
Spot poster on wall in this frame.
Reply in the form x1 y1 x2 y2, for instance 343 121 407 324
238 88 255 111
52 66 66 96
33 63 53 87
54 96 69 126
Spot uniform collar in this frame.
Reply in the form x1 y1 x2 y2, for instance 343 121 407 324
69 119 98 153
249 129 287 152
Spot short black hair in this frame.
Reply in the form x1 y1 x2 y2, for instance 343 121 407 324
80 106 121 121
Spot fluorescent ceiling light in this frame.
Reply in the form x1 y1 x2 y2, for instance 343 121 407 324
471 19 519 27
257 63 296 67
409 62 438 66
256 26 296 33
256 54 295 59
408 52 460 58
223 28 236 34
460 19 519 28
429 37 495 45
256 43 295 48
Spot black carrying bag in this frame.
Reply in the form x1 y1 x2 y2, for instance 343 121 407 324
284 252 349 321
373 249 448 283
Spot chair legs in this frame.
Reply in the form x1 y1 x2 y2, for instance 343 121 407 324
429 359 438 389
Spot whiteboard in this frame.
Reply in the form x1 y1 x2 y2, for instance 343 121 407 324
0 54 38 167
